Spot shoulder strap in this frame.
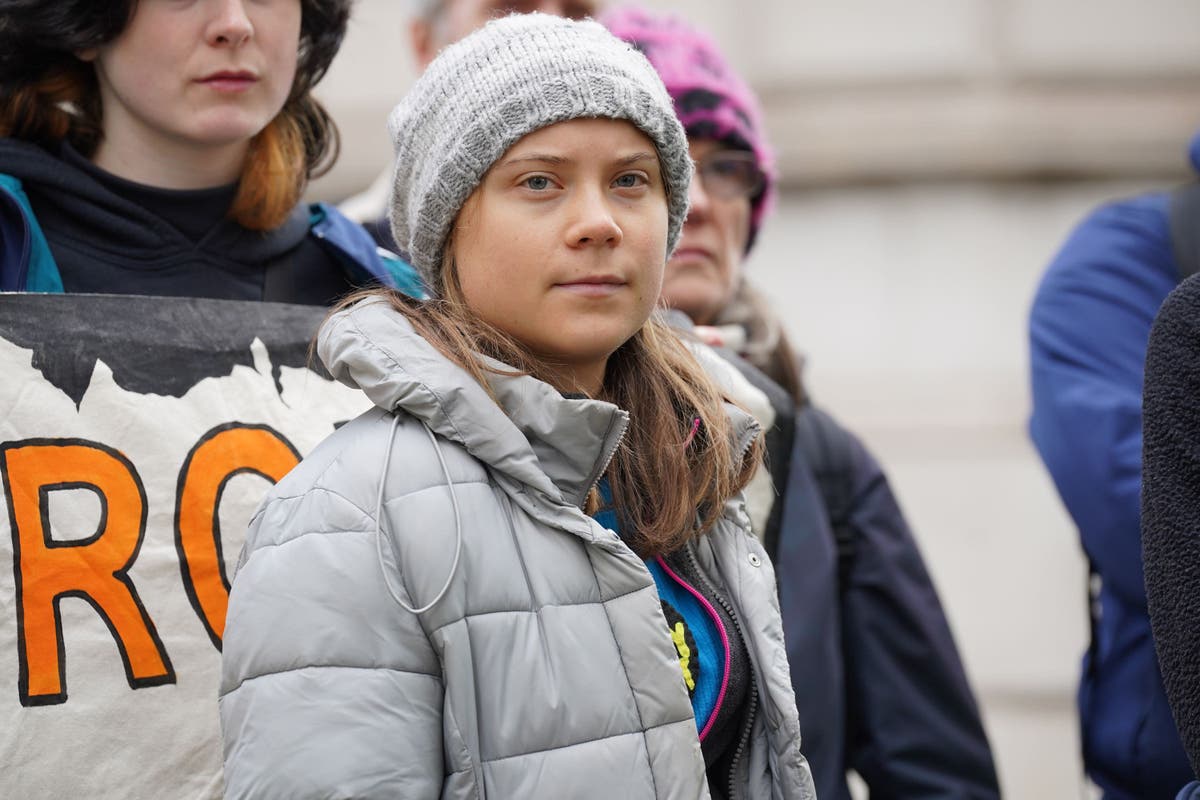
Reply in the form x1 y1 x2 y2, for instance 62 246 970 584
1169 182 1200 281
0 174 63 293
792 405 858 580
307 202 427 299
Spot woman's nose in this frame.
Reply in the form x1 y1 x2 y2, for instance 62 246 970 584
207 0 254 47
567 188 623 247
686 172 712 224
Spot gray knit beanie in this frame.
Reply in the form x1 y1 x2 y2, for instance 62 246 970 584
386 13 693 294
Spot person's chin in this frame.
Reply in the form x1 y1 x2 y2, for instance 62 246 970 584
557 325 640 360
190 112 274 147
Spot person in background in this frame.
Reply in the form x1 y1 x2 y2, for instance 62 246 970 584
340 0 601 239
0 0 417 301
604 8 1001 799
1030 131 1200 798
408 0 598 65
219 14 815 799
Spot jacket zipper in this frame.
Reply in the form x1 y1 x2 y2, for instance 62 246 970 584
683 542 758 800
716 418 761 800
581 415 629 510
733 418 761 466
726 665 757 800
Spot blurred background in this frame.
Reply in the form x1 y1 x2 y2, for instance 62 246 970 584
310 1 1200 796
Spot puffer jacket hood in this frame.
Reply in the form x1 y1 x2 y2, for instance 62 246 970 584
318 297 629 510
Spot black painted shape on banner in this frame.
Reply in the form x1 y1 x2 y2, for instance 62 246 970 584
0 294 330 406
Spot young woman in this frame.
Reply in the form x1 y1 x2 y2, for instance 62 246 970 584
603 8 1001 800
0 0 417 301
218 13 815 800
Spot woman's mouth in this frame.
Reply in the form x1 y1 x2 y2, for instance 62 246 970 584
554 276 627 297
670 247 714 264
198 71 258 93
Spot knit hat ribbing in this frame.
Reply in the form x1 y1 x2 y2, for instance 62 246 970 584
386 13 693 294
602 7 776 252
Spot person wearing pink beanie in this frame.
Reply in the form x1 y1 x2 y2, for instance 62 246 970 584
604 8 1002 799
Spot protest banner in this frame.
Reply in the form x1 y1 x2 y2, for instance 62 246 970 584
0 294 369 798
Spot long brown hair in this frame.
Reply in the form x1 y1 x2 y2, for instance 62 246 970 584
0 0 350 231
334 258 763 559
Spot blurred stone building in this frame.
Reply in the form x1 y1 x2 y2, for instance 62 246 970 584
311 2 1200 796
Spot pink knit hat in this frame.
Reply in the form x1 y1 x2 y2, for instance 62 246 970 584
602 6 776 251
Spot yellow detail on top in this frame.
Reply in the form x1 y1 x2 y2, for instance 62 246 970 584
671 621 695 690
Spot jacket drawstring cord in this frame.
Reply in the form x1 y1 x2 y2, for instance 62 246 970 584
374 413 464 614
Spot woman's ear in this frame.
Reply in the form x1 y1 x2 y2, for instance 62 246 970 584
409 18 438 70
76 48 99 63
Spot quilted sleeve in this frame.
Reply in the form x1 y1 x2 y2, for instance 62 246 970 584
219 487 444 799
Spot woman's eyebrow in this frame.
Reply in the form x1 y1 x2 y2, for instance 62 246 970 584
496 153 567 169
616 151 657 166
495 151 658 170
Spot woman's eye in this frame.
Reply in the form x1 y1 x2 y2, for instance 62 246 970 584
523 175 552 191
614 173 646 188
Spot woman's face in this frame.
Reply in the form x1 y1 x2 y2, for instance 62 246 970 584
660 139 753 326
86 0 301 160
450 118 669 395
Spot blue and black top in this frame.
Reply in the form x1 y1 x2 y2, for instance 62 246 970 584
592 480 751 796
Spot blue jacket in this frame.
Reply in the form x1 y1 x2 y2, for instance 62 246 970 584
0 172 424 299
1029 132 1200 799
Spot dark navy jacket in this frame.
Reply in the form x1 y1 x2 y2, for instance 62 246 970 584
1029 132 1200 799
702 334 999 799
780 406 999 799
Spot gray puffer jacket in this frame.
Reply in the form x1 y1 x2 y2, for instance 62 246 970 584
219 298 815 799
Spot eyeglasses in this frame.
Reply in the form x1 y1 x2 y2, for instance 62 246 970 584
693 151 765 201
